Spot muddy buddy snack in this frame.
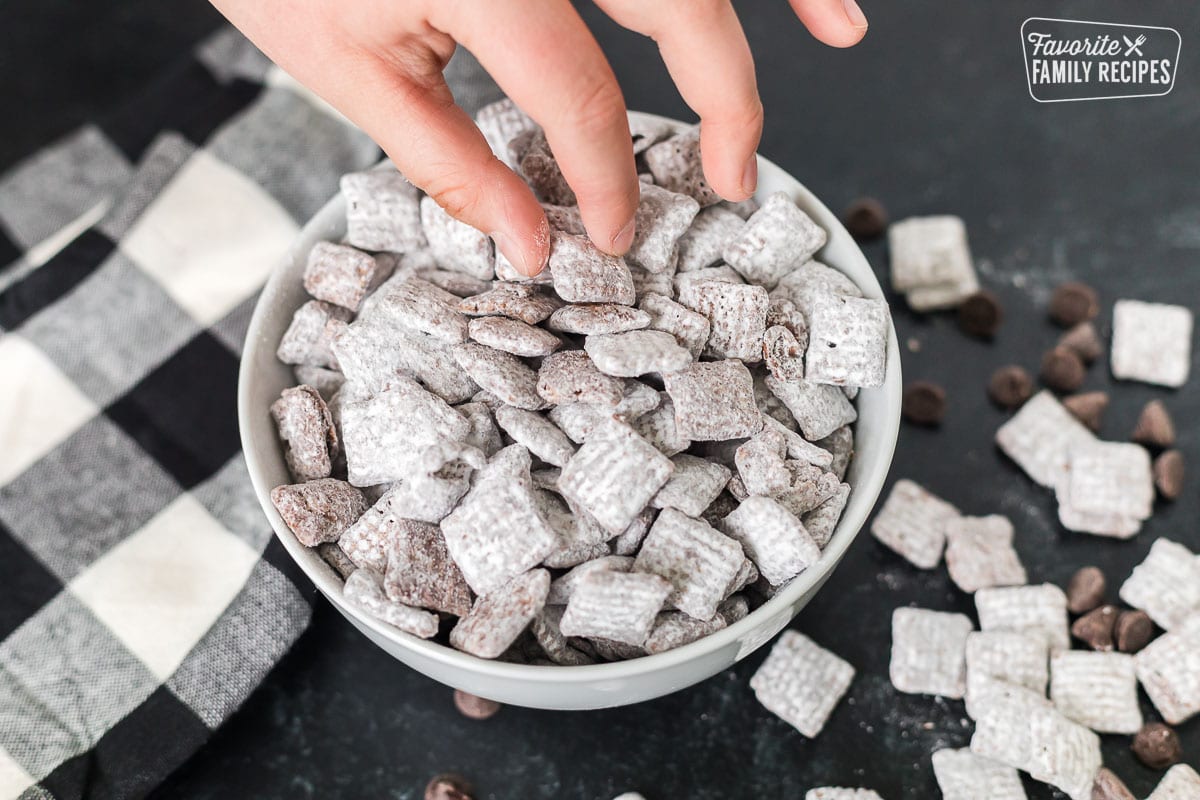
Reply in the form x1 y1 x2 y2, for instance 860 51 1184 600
266 107 890 664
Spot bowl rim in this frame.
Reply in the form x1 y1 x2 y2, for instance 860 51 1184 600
238 112 902 684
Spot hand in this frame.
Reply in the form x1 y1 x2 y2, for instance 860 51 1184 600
209 0 869 275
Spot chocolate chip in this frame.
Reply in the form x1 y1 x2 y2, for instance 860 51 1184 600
1091 767 1136 800
1057 321 1103 363
902 381 946 426
842 197 888 240
1114 609 1155 654
1133 400 1176 449
1070 604 1117 651
453 690 502 720
987 365 1033 409
1066 566 1107 613
1131 722 1182 770
1062 392 1108 433
1039 347 1085 393
425 773 474 800
1049 282 1099 327
956 290 1004 339
1153 450 1184 501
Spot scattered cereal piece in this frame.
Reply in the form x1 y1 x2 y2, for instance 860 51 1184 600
1118 538 1200 631
384 520 472 616
549 231 636 305
458 282 561 325
271 478 367 547
723 192 826 289
548 402 622 444
584 330 693 377
1050 651 1142 733
333 321 478 403
271 384 338 481
277 300 350 369
629 264 675 299
870 479 960 570
663 360 763 441
419 196 494 280
341 169 425 252
558 425 675 534
964 630 1049 715
968 681 1054 770
520 130 574 205
634 508 744 620
450 569 550 658
545 555 635 605
1147 765 1200 800
931 748 1026 800
995 391 1095 489
642 128 720 206
493 405 576 467
762 325 806 383
295 365 346 401
676 206 745 272
317 542 356 579
944 515 1027 593
734 429 791 496
365 276 470 344
804 293 890 388
652 455 732 518
1111 299 1193 387
814 424 853 479
677 279 769 362
452 342 546 410
537 350 626 407
531 605 597 666
559 570 672 647
627 182 700 274
644 611 727 654
304 241 391 311
343 569 439 638
804 790 883 800
722 496 820 586
611 508 657 557
547 304 651 335
381 442 484 522
771 262 863 317
1026 706 1103 800
456 401 503 457
775 461 840 517
751 630 855 738
638 292 712 359
802 483 851 549
339 499 402 572
887 215 977 311
764 375 857 441
890 607 973 698
475 97 537 169
976 584 1070 653
761 416 835 470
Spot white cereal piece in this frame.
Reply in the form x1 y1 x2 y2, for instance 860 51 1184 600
458 282 561 325
294 365 345 401
761 415 835 470
558 425 675 534
969 681 1054 772
642 127 720 207
531 605 596 666
804 293 891 388
976 584 1070 653
718 594 750 625
805 790 883 800
343 569 439 638
774 461 841 518
1026 705 1102 800
722 496 821 586
456 401 503 457
995 391 1096 489
677 279 769 362
440 445 559 594
614 380 662 420
303 241 391 311
1119 538 1200 631
815 425 854 480
944 515 1027 593
1050 651 1142 734
1056 441 1153 537
559 570 672 647
629 264 675 300
1111 299 1193 387
450 568 551 658
627 182 701 274
611 508 658 556
493 405 577 468
548 402 622 444
767 296 809 341
1136 620 1200 725
652 455 732 518
663 360 763 441
452 342 546 410
723 192 827 289
339 376 470 486
889 607 973 698
537 350 626 408
545 555 636 605
633 396 698 459
333 320 478 403
906 277 981 313
1149 765 1200 800
644 611 727 655
584 330 693 378
674 264 744 294
887 216 976 304
965 631 1049 716
380 442 485 522
676 206 745 272
365 276 470 343
721 196 759 219
543 538 612 570
634 508 745 620
1056 503 1141 541
270 385 337 482
468 315 561 357
868 479 960 573
547 304 651 335
277 300 351 369
764 375 857 441
419 196 493 280
549 231 637 305
802 483 851 549
414 268 491 298
339 500 402 573
383 518 472 616
638 291 712 359
735 429 792 496
931 748 1027 800
750 630 855 738
520 130 574 205
770 261 863 316
627 110 675 154
341 169 425 252
762 325 806 382
474 97 537 170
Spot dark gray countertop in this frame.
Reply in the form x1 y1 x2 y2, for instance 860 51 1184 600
6 1 1198 797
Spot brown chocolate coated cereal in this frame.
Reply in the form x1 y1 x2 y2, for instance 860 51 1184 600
1131 721 1182 769
901 381 946 426
1040 347 1085 393
957 290 1004 338
987 365 1033 409
1049 281 1099 327
1065 566 1106 613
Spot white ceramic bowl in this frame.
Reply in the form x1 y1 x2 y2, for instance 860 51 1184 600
238 115 902 710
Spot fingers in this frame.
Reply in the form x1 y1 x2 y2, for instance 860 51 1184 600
443 1 640 256
787 0 869 48
597 0 763 201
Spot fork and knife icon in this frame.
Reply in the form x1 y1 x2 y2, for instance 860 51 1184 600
1123 34 1147 56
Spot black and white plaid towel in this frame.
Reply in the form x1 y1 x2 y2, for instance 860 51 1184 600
0 28 500 800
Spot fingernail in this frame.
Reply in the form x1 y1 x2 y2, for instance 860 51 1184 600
611 216 636 255
491 231 534 277
843 0 869 29
741 155 758 198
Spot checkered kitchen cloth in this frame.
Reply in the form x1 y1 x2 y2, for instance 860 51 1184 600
0 28 500 800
